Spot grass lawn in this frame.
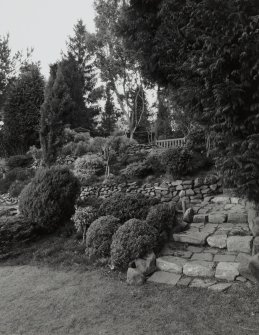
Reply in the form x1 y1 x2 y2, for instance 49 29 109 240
0 235 259 335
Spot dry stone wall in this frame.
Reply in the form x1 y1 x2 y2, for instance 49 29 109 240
80 175 223 205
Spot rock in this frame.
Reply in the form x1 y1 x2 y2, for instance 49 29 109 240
227 236 253 254
147 271 181 286
238 253 257 284
173 230 210 245
194 177 203 187
177 277 192 286
191 253 213 262
187 246 204 253
208 283 232 292
127 268 145 285
207 234 227 249
253 237 259 255
193 214 208 223
236 276 247 283
249 254 259 282
211 196 230 204
215 262 239 281
208 213 227 224
190 278 216 288
186 189 195 196
183 208 194 223
214 254 236 262
250 217 259 237
156 256 187 274
228 212 248 223
134 252 156 276
183 261 215 278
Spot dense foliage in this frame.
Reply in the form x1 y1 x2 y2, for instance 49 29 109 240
120 0 259 201
72 206 98 240
85 215 121 260
99 192 159 222
146 203 176 234
40 65 73 166
3 64 45 155
19 166 80 232
110 219 158 269
161 147 191 178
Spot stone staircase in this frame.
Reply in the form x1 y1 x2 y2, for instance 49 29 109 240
148 195 257 291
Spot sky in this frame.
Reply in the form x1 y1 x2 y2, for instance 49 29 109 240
0 0 96 78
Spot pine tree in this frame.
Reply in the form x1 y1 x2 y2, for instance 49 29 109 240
40 64 73 166
100 84 118 136
63 20 100 131
3 63 45 154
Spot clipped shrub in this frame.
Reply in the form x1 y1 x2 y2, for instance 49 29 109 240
146 203 176 234
19 166 80 232
85 215 121 260
121 161 152 179
99 192 159 222
110 219 158 269
6 154 33 170
161 147 191 178
72 206 98 240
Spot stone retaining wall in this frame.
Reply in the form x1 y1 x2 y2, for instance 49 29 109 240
80 175 223 205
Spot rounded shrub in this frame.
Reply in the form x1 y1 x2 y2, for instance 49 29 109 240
19 166 80 232
146 203 176 234
110 219 158 270
121 161 152 179
85 215 121 260
99 192 159 222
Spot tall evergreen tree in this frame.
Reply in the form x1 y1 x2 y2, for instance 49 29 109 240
62 20 100 131
40 65 73 166
3 63 45 154
100 84 119 136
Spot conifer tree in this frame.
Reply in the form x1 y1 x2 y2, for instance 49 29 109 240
40 64 73 166
100 84 118 136
3 63 45 154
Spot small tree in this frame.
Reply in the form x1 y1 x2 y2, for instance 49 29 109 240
100 83 119 136
40 64 73 166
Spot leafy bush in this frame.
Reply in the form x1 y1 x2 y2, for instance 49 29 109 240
72 206 98 240
74 132 90 143
19 166 80 232
74 154 105 185
106 135 137 155
6 154 33 170
121 161 152 179
99 192 159 222
145 150 165 175
110 219 158 270
85 215 121 260
161 147 191 178
88 137 107 153
146 203 176 234
8 180 29 197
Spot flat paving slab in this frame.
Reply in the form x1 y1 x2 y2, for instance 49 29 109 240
147 271 181 286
